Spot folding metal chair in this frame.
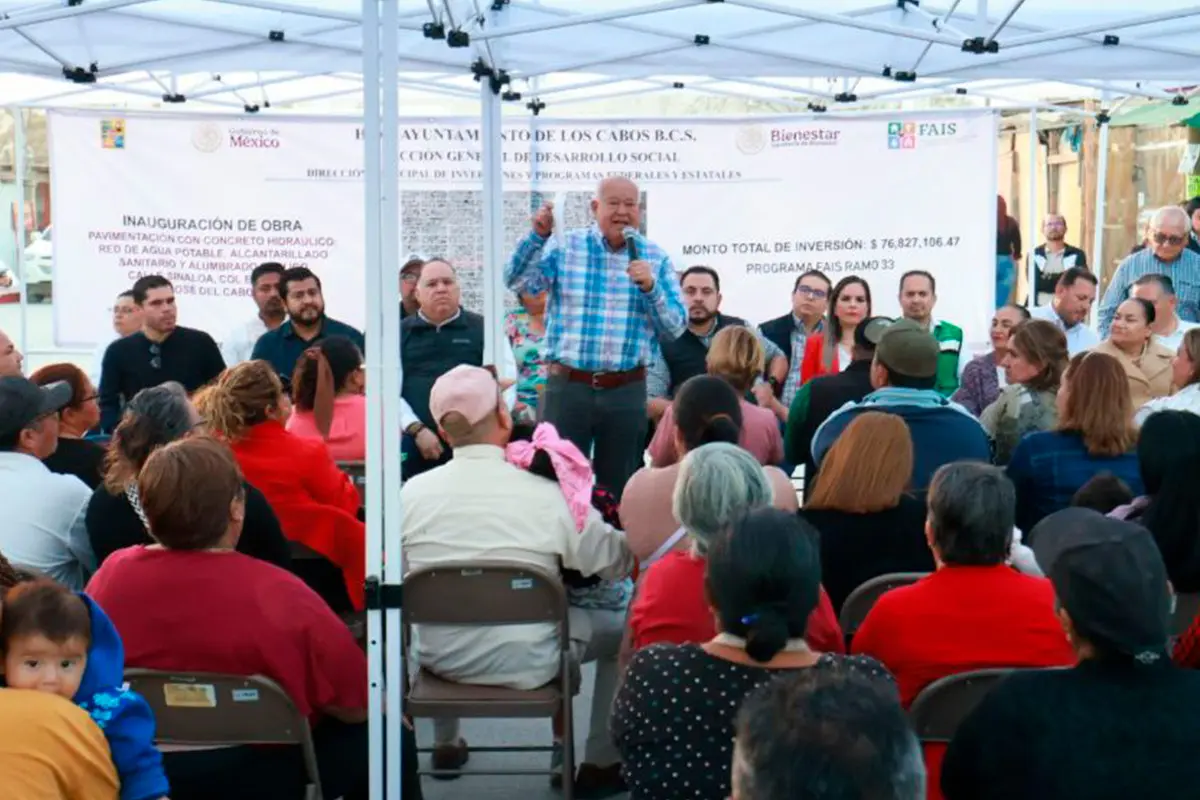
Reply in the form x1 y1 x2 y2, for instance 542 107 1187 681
838 572 929 645
404 560 577 799
908 668 1014 744
125 669 323 800
336 460 367 507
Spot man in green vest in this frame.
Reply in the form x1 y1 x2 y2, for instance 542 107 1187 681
898 270 963 397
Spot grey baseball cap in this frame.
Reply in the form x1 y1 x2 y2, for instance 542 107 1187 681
0 377 72 440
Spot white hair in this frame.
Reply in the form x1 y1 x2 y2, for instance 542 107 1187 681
1151 205 1189 231
672 442 773 553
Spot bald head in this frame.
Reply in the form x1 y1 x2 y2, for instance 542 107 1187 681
416 258 461 324
592 175 641 247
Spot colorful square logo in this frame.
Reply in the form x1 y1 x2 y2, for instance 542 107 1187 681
101 119 125 150
888 135 902 149
887 122 902 135
902 122 916 135
901 135 917 149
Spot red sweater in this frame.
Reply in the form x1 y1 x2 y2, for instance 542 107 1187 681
852 565 1075 800
628 550 844 655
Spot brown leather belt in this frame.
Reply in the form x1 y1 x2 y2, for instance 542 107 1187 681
549 363 646 390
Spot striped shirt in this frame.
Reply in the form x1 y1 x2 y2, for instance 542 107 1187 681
1098 248 1200 337
505 225 686 372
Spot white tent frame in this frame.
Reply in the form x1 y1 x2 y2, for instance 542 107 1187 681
6 2 1200 798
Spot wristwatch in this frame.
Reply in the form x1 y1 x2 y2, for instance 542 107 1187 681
405 422 425 437
767 375 782 395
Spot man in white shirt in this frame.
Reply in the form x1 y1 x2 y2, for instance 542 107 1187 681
402 364 634 792
1131 272 1199 352
88 290 142 386
0 377 95 588
1030 267 1100 355
220 262 286 366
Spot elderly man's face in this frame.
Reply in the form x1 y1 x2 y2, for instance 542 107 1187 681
1152 216 1190 261
591 178 641 244
416 260 461 322
0 331 23 377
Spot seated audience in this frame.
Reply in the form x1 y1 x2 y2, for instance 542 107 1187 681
0 377 95 588
853 462 1075 798
197 360 364 609
1137 327 1200 423
285 336 366 461
614 507 891 800
951 304 1030 416
943 509 1200 800
784 315 885 500
0 581 168 800
1008 352 1143 534
86 383 291 570
799 412 933 613
30 363 105 488
813 320 989 494
622 375 796 563
0 688 120 798
1093 297 1174 409
732 665 924 800
86 436 370 800
1110 410 1200 592
629 442 843 656
649 326 782 467
1071 472 1134 515
980 319 1067 464
401 365 633 793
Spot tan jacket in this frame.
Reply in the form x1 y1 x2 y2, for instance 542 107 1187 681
1092 339 1175 410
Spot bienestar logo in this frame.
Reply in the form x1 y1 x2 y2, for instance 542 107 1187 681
770 128 841 148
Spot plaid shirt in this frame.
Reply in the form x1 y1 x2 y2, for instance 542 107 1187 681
505 225 686 372
1098 248 1200 337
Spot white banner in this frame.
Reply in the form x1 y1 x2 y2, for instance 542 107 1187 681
49 110 997 350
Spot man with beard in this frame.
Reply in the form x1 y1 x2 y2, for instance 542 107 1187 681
98 274 225 431
220 262 287 365
647 266 786 421
897 270 963 397
400 259 516 478
1032 214 1088 307
1030 267 1099 355
505 176 685 499
251 266 365 382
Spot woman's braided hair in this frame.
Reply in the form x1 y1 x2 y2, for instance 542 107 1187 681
195 361 283 442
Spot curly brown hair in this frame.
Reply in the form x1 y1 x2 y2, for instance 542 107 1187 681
1008 319 1069 393
194 360 285 442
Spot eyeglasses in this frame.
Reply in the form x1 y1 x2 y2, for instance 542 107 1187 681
149 342 161 370
1153 232 1187 246
795 286 828 300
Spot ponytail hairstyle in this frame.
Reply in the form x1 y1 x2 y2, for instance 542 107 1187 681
705 507 822 663
291 335 364 439
672 374 744 453
195 361 284 442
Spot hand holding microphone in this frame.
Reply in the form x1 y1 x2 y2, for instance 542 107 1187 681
624 226 655 293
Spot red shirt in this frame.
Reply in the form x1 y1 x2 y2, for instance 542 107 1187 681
851 564 1075 800
628 550 844 655
230 420 366 609
800 334 841 384
87 547 367 722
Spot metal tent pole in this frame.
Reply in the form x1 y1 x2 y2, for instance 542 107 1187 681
1092 94 1112 327
360 0 386 796
12 107 29 359
481 76 505 367
1026 107 1038 305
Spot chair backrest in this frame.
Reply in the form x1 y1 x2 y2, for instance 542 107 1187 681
405 560 568 646
839 572 928 638
1173 592 1200 637
337 461 367 506
908 668 1013 743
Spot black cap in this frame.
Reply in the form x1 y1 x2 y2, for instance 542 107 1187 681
854 316 895 352
1031 508 1170 664
0 377 72 441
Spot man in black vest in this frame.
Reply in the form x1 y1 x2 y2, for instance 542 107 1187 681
400 259 515 479
647 266 786 420
784 315 890 500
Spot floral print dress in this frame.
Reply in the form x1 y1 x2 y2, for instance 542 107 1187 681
505 309 548 422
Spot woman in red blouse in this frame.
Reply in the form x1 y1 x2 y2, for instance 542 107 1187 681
800 275 872 384
196 360 365 610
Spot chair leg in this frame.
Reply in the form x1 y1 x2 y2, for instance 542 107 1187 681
561 692 576 800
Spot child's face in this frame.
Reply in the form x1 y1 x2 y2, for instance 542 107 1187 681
3 634 89 700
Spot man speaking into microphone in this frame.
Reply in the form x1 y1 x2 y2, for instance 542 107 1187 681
506 176 685 498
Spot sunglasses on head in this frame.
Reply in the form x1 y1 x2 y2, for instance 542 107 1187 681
148 342 161 370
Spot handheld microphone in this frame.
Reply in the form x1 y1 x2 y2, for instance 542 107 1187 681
623 226 639 261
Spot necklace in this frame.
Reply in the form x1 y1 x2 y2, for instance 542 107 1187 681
711 633 812 653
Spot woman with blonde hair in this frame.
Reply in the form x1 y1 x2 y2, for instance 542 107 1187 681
1136 327 1200 424
800 412 933 612
196 360 365 610
981 319 1069 464
1007 351 1143 533
647 325 783 467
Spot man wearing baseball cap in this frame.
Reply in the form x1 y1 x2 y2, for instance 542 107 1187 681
784 315 890 499
401 364 634 790
811 319 989 493
0 376 96 589
942 508 1200 799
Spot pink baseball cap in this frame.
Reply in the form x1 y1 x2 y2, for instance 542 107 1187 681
429 365 503 427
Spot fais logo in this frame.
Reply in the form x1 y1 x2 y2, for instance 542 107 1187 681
228 126 282 149
888 120 958 150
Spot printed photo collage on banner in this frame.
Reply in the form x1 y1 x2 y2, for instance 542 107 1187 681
48 110 996 351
